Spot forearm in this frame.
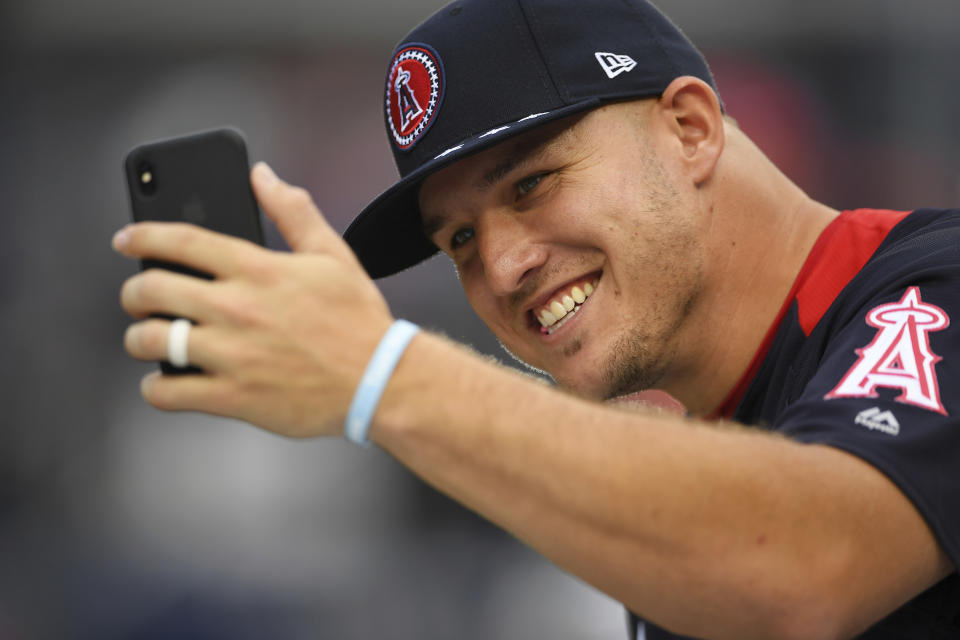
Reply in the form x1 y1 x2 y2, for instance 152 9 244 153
372 331 950 639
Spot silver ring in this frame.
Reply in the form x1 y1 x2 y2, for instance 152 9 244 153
167 318 192 368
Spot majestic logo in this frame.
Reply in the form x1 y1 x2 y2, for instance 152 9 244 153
854 407 901 436
826 287 949 414
386 44 444 150
595 52 637 79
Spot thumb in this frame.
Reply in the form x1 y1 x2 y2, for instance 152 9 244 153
251 162 352 260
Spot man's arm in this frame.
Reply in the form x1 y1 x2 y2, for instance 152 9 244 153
372 330 952 639
116 164 953 640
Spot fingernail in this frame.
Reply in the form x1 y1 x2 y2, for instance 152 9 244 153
141 372 158 397
253 162 278 187
124 323 142 351
112 226 131 251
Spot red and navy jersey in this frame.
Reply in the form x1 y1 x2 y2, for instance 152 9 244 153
631 208 960 639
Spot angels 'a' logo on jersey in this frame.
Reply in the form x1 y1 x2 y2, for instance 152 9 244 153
826 287 950 414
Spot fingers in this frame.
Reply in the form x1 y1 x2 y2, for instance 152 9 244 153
250 162 355 262
112 163 357 271
120 268 220 321
126 317 199 366
114 162 382 437
139 370 238 416
124 318 238 372
112 220 261 279
128 321 312 432
124 317 233 415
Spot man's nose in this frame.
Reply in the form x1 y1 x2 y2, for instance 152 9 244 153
476 212 547 296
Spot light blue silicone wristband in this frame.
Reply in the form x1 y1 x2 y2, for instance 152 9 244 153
344 319 420 446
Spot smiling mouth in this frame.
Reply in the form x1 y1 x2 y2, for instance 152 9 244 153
530 274 601 335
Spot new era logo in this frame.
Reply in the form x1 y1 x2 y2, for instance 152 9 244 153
595 52 637 79
855 407 900 436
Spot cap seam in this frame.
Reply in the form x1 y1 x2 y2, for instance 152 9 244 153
516 0 569 104
620 0 680 80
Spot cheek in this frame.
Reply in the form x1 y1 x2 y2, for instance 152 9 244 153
462 275 504 328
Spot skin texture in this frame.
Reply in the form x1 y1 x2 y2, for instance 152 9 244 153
115 77 954 639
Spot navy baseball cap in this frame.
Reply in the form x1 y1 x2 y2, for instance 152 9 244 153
344 0 719 279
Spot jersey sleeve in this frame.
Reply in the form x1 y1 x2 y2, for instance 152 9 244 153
773 275 960 571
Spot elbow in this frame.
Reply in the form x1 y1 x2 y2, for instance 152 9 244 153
655 544 900 639
745 541 889 640
672 596 852 640
663 580 858 640
767 607 849 640
708 557 862 640
749 575 866 640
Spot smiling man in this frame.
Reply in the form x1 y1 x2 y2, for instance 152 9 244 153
115 0 959 638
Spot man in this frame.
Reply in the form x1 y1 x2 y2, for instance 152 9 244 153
113 0 959 638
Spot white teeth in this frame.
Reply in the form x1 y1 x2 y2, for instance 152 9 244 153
550 301 567 320
547 306 578 335
536 280 598 330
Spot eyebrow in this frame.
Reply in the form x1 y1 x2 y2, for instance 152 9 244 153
421 132 561 240
420 208 449 241
476 134 555 192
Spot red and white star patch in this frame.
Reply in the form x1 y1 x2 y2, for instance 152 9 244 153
385 44 444 151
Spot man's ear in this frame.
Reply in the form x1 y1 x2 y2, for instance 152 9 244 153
656 76 725 186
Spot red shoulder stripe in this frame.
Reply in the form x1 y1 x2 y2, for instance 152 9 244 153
710 209 911 420
795 209 911 335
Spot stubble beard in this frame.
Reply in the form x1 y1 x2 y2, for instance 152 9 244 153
596 131 706 401
598 215 704 401
598 291 694 400
537 228 703 401
497 251 702 400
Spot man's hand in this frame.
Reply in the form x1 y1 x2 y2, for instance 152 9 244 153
114 162 394 438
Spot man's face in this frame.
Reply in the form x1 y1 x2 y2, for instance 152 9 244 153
419 102 707 400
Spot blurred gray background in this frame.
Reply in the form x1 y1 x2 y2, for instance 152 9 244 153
1 1 959 638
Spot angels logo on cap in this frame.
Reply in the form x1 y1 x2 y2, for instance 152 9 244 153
386 44 444 151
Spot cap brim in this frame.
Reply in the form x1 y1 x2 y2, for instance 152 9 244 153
345 98 602 279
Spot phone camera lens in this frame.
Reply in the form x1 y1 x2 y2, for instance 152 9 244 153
137 162 157 196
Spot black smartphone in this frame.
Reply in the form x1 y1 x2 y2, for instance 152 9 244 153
123 127 265 373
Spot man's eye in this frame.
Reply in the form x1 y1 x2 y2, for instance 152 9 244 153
516 173 545 197
450 227 475 250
